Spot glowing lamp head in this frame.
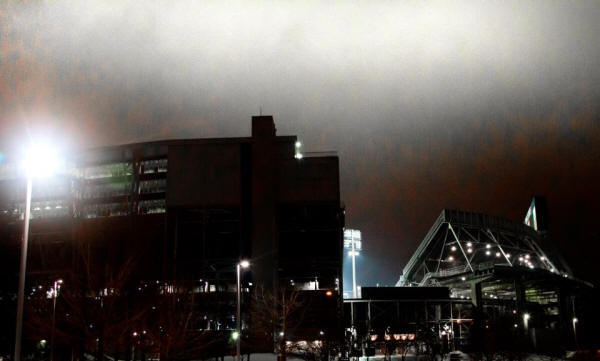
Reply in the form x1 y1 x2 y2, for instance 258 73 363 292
239 260 250 268
325 290 333 297
22 141 62 178
231 331 239 340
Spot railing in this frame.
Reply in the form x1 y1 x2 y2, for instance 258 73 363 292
302 151 338 157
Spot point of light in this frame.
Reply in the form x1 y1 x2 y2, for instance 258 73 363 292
448 256 454 261
325 290 333 296
466 242 472 247
279 331 284 337
239 260 250 268
450 246 456 251
495 252 501 257
485 250 491 256
467 248 473 253
461 276 466 281
295 153 303 159
295 141 301 148
22 141 63 178
232 331 239 340
486 244 491 249
524 313 530 321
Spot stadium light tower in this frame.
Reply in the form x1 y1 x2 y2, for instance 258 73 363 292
344 229 362 298
14 141 62 361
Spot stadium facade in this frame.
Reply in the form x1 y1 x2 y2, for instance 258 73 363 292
345 200 593 354
0 116 344 358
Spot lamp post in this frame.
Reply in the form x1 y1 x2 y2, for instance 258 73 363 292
14 176 32 361
14 142 62 361
50 279 63 361
236 260 250 361
344 229 362 298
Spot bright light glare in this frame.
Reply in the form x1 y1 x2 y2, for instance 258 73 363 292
231 331 239 340
22 142 62 178
239 260 250 268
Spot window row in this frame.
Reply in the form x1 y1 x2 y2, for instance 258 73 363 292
141 159 167 174
1 200 71 219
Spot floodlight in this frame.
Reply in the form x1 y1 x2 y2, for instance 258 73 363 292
239 260 250 268
22 141 62 178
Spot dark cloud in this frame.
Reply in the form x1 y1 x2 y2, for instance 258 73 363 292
1 0 599 285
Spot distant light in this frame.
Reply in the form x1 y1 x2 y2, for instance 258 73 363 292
448 256 454 262
525 254 530 259
132 332 138 337
279 331 285 337
295 141 301 148
348 251 359 256
540 256 545 260
519 257 524 261
466 242 472 247
239 260 250 268
461 277 466 281
485 251 491 256
524 313 530 321
514 324 518 328
325 290 333 297
295 153 303 159
232 331 239 340
319 330 325 336
495 252 501 258
248 282 253 286
573 317 578 323
486 244 491 249
450 246 456 251
506 253 511 258
467 248 473 253
441 331 447 336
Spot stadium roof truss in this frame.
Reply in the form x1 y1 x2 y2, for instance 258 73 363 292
399 210 569 287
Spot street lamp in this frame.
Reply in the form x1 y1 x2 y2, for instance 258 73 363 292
50 279 63 361
344 229 362 298
14 142 62 361
236 260 250 361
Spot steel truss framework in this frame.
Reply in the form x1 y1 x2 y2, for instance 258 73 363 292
399 210 570 287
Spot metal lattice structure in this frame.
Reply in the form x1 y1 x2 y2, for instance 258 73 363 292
399 209 570 287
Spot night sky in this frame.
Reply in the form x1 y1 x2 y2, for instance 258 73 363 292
1 1 599 286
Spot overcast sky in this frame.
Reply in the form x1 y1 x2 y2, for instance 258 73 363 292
1 0 599 285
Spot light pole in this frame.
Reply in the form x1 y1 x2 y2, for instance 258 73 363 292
344 229 362 298
14 176 32 361
14 142 62 361
236 260 250 361
50 279 63 361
